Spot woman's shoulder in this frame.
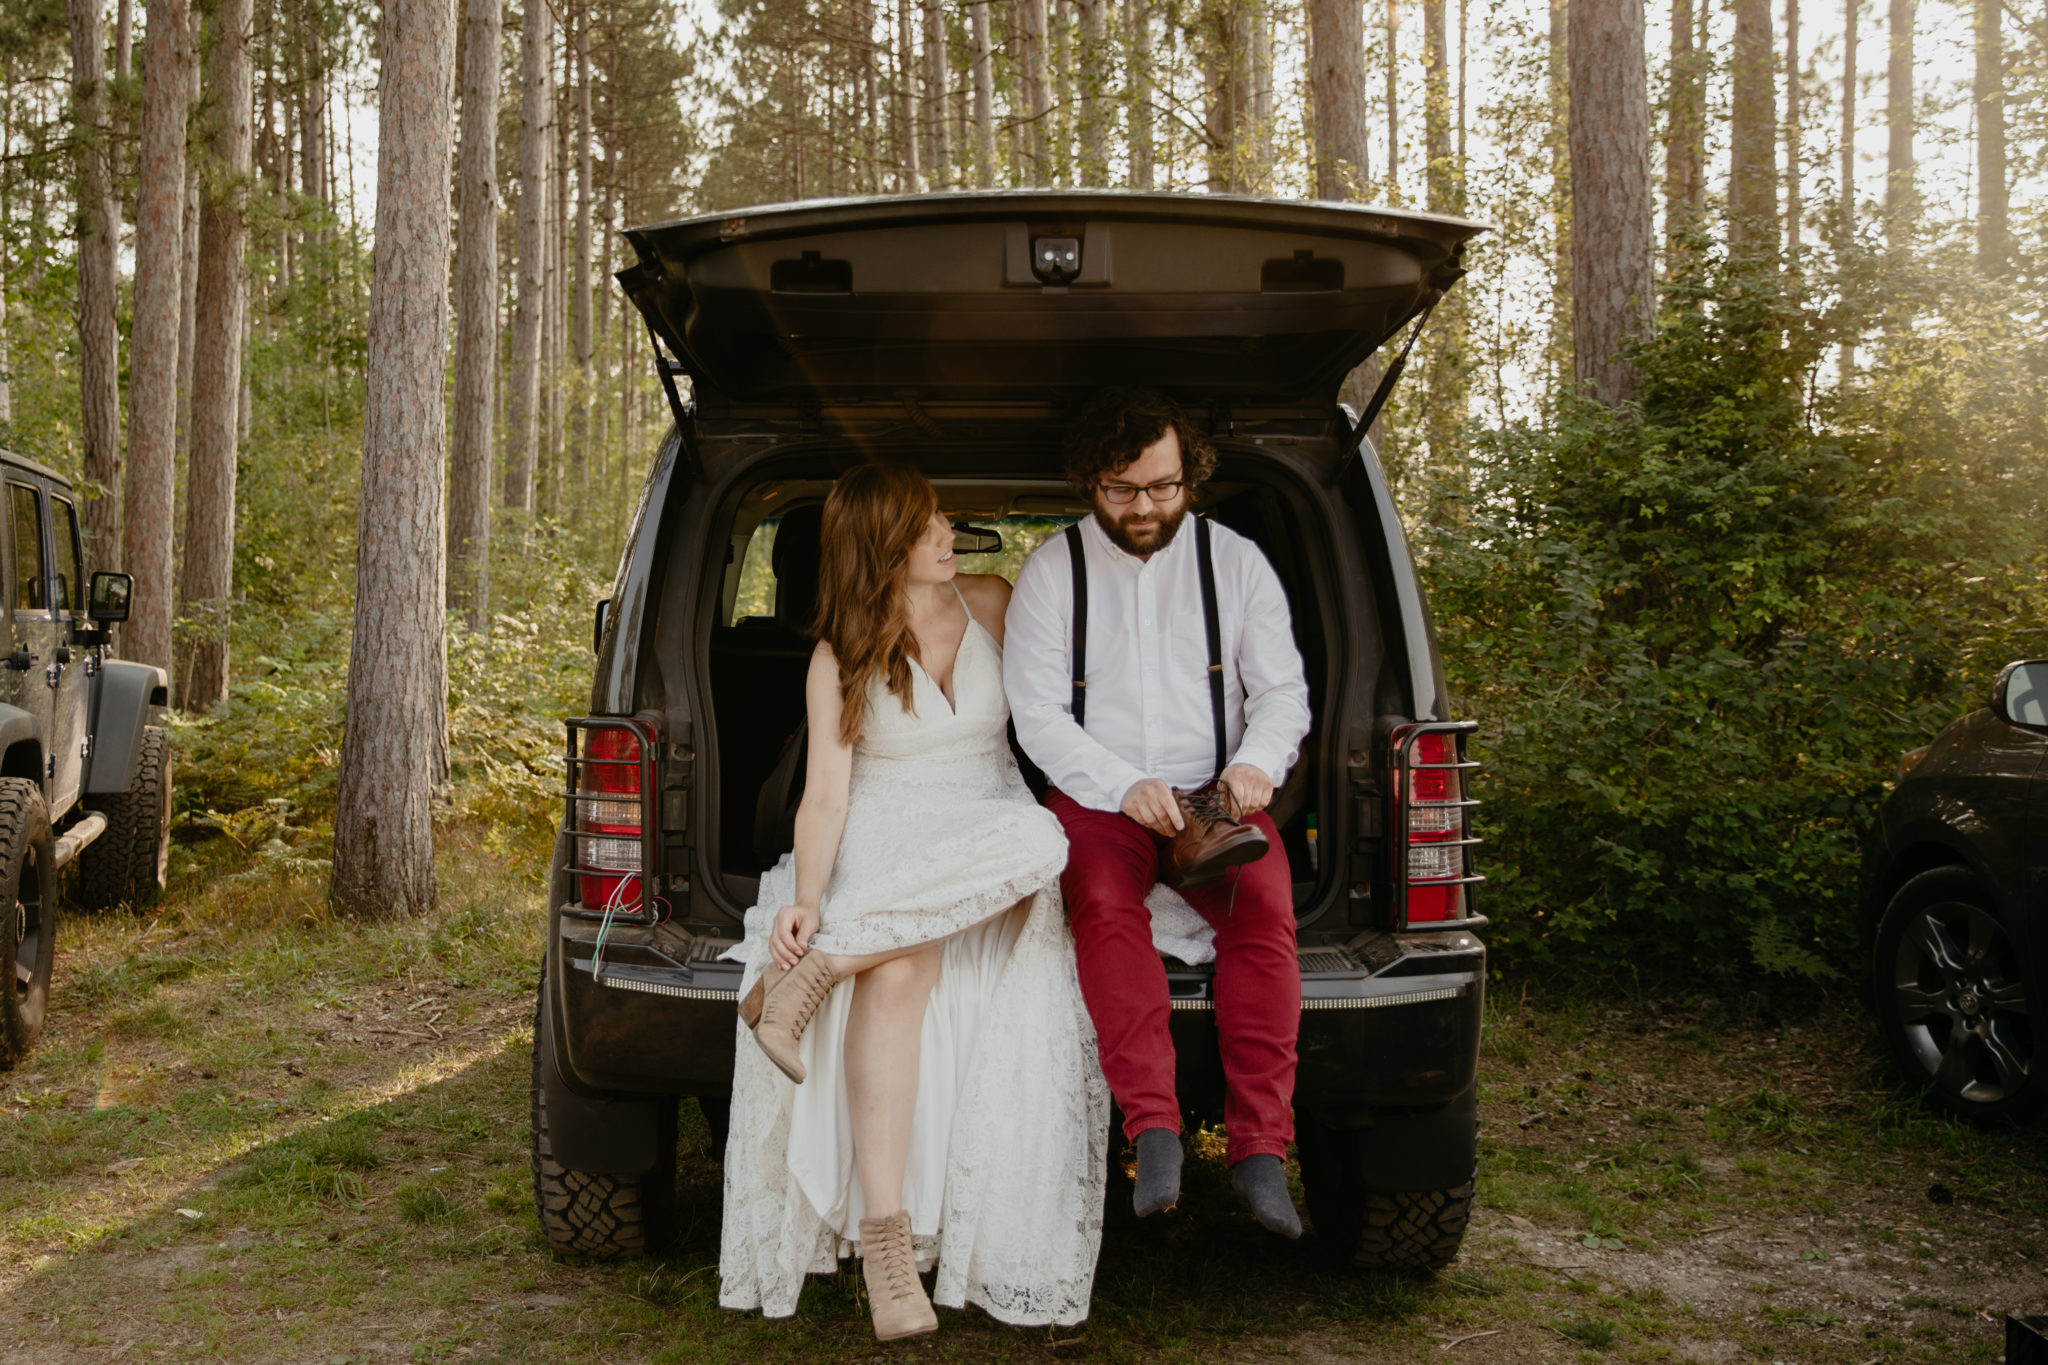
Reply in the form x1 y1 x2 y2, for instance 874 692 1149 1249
956 572 1012 611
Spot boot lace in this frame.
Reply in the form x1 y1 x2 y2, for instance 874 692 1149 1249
1178 782 1240 827
868 1217 920 1302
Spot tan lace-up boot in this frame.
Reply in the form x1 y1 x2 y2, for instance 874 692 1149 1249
751 948 844 1084
736 955 786 1030
859 1210 938 1341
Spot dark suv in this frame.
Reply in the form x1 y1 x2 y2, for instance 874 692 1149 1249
530 192 1489 1272
0 449 173 1068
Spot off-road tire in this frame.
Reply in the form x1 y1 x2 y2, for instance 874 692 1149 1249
77 726 171 911
1296 1118 1475 1272
529 966 677 1257
0 778 57 1070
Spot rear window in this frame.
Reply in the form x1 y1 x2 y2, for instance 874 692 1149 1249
51 497 82 613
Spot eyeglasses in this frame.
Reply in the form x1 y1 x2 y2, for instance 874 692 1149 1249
1098 478 1186 505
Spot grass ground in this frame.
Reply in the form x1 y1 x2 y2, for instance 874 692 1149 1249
3 824 2044 1364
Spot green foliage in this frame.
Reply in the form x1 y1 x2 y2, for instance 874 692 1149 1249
1419 248 2048 983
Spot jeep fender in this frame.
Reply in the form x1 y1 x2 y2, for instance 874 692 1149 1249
85 660 168 795
1352 1084 1481 1194
537 956 666 1175
0 704 42 785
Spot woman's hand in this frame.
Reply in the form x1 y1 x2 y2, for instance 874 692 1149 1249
770 902 821 969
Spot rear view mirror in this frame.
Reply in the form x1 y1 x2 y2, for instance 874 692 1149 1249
952 523 1003 555
88 571 132 622
1992 659 2048 729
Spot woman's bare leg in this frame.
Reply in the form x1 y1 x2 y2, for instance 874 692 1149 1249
843 943 944 1217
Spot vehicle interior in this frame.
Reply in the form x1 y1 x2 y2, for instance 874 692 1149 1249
699 455 1351 928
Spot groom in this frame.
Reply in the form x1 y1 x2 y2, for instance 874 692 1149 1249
1005 388 1313 1238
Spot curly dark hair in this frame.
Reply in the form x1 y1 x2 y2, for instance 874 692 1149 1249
1062 388 1218 496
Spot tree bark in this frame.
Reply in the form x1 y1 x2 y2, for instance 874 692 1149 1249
1203 1 1250 193
175 0 251 712
1309 0 1369 200
1840 0 1856 234
450 0 498 627
1385 0 1399 200
1973 0 2007 273
1548 0 1569 378
923 0 951 186
1884 0 1913 249
1423 0 1453 210
331 0 455 920
1077 0 1109 184
124 0 189 673
117 0 132 74
1728 0 1777 260
175 0 201 465
971 1 996 185
1127 0 1154 187
1568 0 1653 404
300 26 327 205
572 0 591 513
1783 0 1800 256
1020 0 1048 180
71 0 124 571
506 0 551 511
894 0 921 190
1664 0 1703 252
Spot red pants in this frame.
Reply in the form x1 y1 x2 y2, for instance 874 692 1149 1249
1048 789 1300 1165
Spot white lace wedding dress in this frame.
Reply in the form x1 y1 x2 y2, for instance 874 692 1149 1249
718 595 1110 1326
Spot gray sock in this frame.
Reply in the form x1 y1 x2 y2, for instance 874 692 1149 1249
1231 1154 1303 1238
1132 1128 1182 1217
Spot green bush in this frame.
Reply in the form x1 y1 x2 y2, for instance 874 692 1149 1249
1418 249 2048 983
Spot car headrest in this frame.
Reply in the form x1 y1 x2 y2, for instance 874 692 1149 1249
770 504 825 632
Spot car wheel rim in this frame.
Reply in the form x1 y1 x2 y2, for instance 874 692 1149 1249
14 845 40 999
1893 901 2032 1104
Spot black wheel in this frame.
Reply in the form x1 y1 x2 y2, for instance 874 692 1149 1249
529 965 677 1257
0 778 57 1070
1873 867 2038 1121
1296 1115 1475 1272
76 726 172 911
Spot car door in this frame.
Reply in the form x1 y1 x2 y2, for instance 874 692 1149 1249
46 493 88 816
4 482 55 802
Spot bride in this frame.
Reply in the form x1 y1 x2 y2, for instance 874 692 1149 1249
718 462 1109 1339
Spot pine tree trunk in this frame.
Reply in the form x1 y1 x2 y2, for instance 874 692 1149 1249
1077 0 1109 184
117 0 132 73
1884 0 1913 249
1728 0 1777 259
71 0 125 571
450 0 499 627
175 1 201 465
572 0 591 516
331 0 455 920
1783 0 1800 256
1973 0 2007 273
923 0 951 186
972 1 996 185
1547 0 1569 379
1021 0 1048 180
1568 0 1653 405
124 0 189 673
1840 0 1856 233
175 0 252 712
1423 0 1452 210
1664 0 1703 252
1203 1 1250 193
1309 0 1369 200
507 0 551 511
1127 0 1154 187
301 28 327 205
1251 4 1273 187
1385 0 1399 200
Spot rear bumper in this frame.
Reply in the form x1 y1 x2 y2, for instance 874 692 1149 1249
548 911 1485 1115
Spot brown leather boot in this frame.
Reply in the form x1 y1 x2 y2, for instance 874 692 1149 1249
736 955 787 1030
752 948 844 1084
1169 782 1269 889
859 1210 938 1341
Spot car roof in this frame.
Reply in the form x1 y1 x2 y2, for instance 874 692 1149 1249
0 450 74 488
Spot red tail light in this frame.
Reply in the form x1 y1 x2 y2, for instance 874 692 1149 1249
576 725 644 911
1395 726 1481 924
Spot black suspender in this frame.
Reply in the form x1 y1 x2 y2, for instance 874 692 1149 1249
1195 516 1228 779
1064 518 1229 780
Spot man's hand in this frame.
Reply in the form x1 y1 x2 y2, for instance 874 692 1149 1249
1219 763 1274 817
1121 778 1185 837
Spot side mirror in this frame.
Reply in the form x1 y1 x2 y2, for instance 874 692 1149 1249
952 523 1003 555
592 597 611 654
88 571 132 622
1991 659 2048 729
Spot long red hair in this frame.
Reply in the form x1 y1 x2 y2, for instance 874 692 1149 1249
814 463 941 747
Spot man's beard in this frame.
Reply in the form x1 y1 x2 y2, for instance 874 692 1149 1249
1095 500 1190 557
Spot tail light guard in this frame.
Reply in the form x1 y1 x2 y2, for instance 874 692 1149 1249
1388 720 1485 930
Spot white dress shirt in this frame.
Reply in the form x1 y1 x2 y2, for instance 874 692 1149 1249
1004 513 1313 814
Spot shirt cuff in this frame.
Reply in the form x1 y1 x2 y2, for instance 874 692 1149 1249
1065 756 1152 814
1226 742 1295 790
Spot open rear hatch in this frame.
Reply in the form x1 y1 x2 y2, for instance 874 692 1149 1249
618 190 1484 419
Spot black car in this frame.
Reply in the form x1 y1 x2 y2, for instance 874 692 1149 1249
1864 658 2048 1120
531 191 1491 1271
